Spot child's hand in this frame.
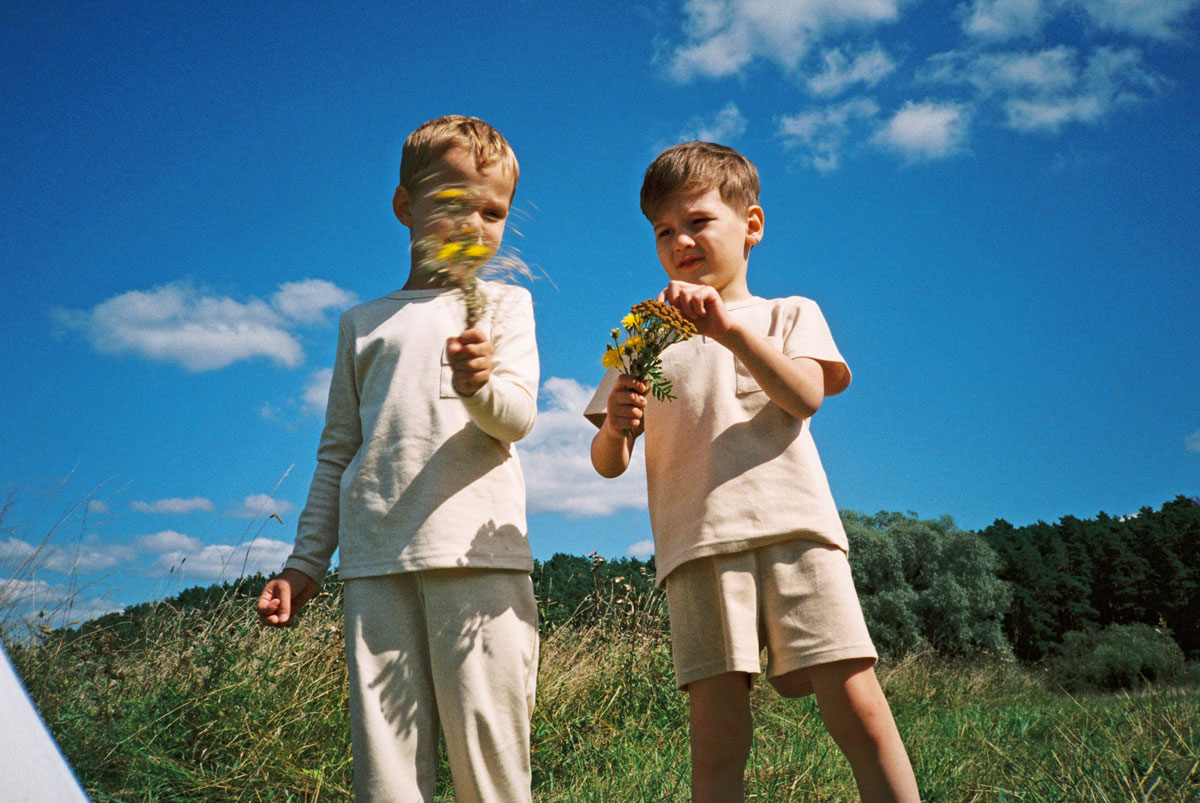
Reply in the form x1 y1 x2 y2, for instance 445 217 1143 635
447 328 496 396
659 280 735 340
603 374 648 437
257 568 318 627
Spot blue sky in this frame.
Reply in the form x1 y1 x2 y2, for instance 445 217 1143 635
2 0 1198 624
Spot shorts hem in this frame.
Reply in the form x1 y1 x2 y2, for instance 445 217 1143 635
767 643 878 680
675 657 761 690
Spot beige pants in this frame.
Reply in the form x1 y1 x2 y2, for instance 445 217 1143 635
343 569 539 803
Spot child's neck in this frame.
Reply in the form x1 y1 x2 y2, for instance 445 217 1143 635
401 263 453 291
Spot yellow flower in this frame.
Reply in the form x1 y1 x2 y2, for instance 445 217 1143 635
621 313 642 329
601 347 622 369
436 188 466 199
463 244 489 259
436 242 463 261
625 335 645 351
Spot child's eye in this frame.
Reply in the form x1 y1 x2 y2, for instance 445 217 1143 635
656 228 672 239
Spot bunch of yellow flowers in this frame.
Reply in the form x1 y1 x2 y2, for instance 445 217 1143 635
417 187 529 329
602 299 698 401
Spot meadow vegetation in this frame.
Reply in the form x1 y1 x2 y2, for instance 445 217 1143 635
5 502 1200 801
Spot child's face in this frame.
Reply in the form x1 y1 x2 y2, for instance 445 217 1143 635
396 146 515 271
651 188 762 301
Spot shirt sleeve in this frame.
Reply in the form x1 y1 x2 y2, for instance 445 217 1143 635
459 286 539 443
782 297 851 396
284 315 362 582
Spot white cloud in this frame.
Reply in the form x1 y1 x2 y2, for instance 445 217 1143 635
85 499 110 514
807 43 897 96
1003 47 1159 133
925 47 1079 95
150 537 293 581
130 496 215 514
272 279 357 324
626 539 655 559
1186 431 1200 453
0 536 133 574
779 97 880 171
302 368 333 415
677 102 749 143
227 494 295 520
873 100 970 160
667 0 906 81
1076 0 1200 39
0 578 123 628
959 0 1054 40
924 46 1160 134
52 279 356 372
959 0 1200 40
134 530 202 553
521 377 648 517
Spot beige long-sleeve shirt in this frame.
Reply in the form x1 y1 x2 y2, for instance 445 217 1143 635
284 283 538 582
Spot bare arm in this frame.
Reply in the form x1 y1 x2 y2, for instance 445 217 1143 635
256 568 319 627
660 280 825 420
589 375 647 477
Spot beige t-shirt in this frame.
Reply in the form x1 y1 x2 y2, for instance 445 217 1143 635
284 283 538 582
585 296 850 586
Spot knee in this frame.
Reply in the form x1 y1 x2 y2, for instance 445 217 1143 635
690 719 752 772
821 690 895 755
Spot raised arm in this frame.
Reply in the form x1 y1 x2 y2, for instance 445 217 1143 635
660 281 826 420
589 375 647 477
448 288 539 443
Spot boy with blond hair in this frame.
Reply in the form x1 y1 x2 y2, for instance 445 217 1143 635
257 115 540 803
587 141 919 802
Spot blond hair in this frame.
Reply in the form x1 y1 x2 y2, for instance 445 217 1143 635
399 115 519 193
640 141 760 221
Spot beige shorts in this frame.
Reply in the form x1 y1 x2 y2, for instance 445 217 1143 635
665 538 877 695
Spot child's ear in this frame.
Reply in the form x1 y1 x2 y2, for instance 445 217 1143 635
393 185 412 227
745 204 764 248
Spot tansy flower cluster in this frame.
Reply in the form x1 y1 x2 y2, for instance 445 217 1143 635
602 299 698 402
416 187 529 329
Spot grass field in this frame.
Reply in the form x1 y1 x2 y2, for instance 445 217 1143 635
9 584 1200 802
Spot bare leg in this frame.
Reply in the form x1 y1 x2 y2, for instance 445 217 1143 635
687 672 754 803
803 658 920 803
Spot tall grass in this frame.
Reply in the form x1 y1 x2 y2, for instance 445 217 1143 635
8 579 1199 802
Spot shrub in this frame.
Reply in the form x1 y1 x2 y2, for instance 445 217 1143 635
1046 622 1185 692
845 511 1013 660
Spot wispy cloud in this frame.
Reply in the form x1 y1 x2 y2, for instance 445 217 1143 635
925 46 1160 134
521 377 648 517
665 0 906 81
807 43 897 96
85 499 110 514
0 535 134 574
1186 431 1200 453
134 530 202 553
130 497 215 514
959 0 1200 41
873 100 970 161
677 102 748 143
52 279 356 372
226 494 295 520
779 97 880 172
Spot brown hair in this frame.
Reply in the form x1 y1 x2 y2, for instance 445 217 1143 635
640 141 760 221
399 115 518 193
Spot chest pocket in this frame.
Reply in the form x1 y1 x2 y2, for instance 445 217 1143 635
734 336 783 395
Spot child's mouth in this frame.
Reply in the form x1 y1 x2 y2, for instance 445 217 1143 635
677 256 703 270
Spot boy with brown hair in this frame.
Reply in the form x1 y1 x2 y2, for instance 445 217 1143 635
257 115 540 803
587 141 920 802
